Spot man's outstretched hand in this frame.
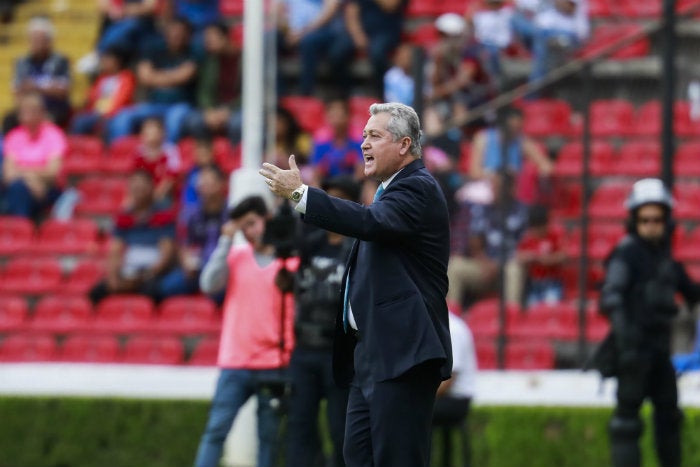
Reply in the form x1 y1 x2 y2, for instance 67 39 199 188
259 154 303 200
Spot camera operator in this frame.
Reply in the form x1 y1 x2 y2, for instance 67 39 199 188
193 195 298 467
285 176 359 467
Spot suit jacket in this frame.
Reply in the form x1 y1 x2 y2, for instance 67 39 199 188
302 159 452 386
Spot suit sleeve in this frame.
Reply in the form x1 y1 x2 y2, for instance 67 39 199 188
303 177 428 241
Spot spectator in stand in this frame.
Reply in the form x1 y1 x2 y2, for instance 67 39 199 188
432 308 477 466
310 97 364 184
3 16 71 133
107 17 197 143
335 0 408 97
510 0 542 49
277 0 344 96
514 0 589 91
423 14 493 137
167 0 219 55
184 22 242 143
469 0 514 86
270 106 312 172
447 172 529 309
130 117 182 206
79 0 160 74
180 137 216 213
89 170 178 304
285 176 359 467
383 42 415 106
514 204 567 307
163 165 228 300
469 107 552 202
193 195 297 467
2 93 66 219
70 48 136 136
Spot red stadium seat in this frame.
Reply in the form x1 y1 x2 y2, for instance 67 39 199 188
554 140 616 177
30 295 93 333
673 101 700 137
631 101 699 138
93 295 156 333
588 0 613 17
508 302 579 340
189 337 220 366
673 183 700 220
676 228 700 261
280 96 326 133
220 0 243 17
63 135 104 175
580 24 650 60
505 340 555 370
156 296 221 335
567 223 625 260
61 334 121 363
0 216 34 256
122 336 184 365
474 340 498 370
0 258 63 295
466 300 520 339
586 310 611 341
613 141 661 176
620 0 662 17
405 0 439 17
102 136 139 173
34 219 100 255
75 177 127 216
590 100 635 138
549 182 582 219
520 99 574 137
589 183 632 219
674 141 700 177
0 296 29 331
0 334 58 362
213 138 242 173
406 22 441 48
64 259 106 294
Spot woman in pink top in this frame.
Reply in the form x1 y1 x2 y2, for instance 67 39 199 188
3 92 66 219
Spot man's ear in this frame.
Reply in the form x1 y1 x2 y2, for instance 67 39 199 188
399 137 411 156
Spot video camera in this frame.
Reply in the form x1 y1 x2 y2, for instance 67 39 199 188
262 200 298 260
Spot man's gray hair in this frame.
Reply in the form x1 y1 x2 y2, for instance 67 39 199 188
27 16 55 39
369 102 423 158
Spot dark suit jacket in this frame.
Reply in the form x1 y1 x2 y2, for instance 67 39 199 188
302 159 452 386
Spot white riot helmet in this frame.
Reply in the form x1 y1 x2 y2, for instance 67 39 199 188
625 178 674 211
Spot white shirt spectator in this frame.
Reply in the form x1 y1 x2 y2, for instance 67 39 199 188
535 0 589 41
473 6 515 48
285 0 325 33
447 312 478 399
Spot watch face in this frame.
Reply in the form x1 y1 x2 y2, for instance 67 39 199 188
291 191 302 202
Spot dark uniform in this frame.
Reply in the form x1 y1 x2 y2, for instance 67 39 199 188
598 180 700 467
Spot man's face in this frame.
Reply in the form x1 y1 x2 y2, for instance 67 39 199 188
361 112 410 181
197 170 224 203
326 101 349 131
18 97 44 127
167 22 189 51
28 31 51 56
636 204 666 243
129 174 154 207
238 212 267 246
204 27 226 53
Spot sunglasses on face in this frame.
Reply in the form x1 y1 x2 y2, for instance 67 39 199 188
637 216 664 225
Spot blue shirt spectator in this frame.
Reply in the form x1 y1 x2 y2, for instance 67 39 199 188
311 139 363 178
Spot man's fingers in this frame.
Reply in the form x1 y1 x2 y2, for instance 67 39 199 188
261 162 281 173
288 154 298 171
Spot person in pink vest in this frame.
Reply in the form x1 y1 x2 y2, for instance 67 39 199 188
193 195 298 467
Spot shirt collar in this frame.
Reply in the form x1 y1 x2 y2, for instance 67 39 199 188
381 168 404 190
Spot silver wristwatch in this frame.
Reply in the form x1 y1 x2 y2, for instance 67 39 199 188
290 184 306 202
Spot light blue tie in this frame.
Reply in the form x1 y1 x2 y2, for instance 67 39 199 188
343 183 385 332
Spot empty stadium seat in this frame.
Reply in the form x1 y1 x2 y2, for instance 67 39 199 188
189 337 220 366
588 0 613 17
63 259 106 295
63 135 104 176
474 340 498 370
220 0 243 16
590 99 635 138
0 296 29 332
93 295 156 333
30 295 93 333
505 341 555 370
620 0 662 17
34 219 100 255
61 334 121 363
520 99 574 137
280 96 326 133
75 177 127 216
0 216 34 256
674 141 700 177
102 136 139 174
156 296 221 335
0 258 63 295
549 182 582 219
406 22 440 48
673 101 700 137
554 140 616 177
673 183 700 220
675 228 700 261
567 223 625 260
613 140 660 176
586 310 611 341
122 336 184 365
0 334 58 362
632 101 699 137
512 302 579 340
589 183 632 219
580 24 650 60
466 300 521 339
213 138 242 173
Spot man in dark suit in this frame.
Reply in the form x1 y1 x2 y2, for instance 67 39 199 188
260 102 452 467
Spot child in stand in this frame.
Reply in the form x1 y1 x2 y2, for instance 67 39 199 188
516 204 567 307
131 117 182 206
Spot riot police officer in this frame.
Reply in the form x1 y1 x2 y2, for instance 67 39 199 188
599 178 700 467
